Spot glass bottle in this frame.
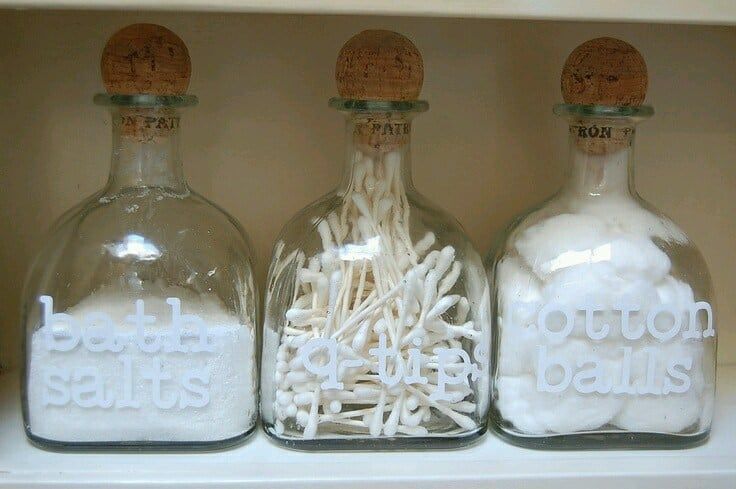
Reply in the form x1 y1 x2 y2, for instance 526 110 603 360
488 38 716 449
261 31 490 450
21 24 258 450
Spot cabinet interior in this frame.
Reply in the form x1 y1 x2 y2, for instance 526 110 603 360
0 10 734 370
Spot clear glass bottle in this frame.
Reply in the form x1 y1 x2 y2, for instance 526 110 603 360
21 73 258 447
261 96 490 449
488 103 716 449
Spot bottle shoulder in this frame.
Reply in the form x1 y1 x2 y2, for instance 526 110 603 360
26 186 256 289
273 190 343 247
275 189 473 249
44 186 251 249
406 190 469 238
500 193 693 251
490 193 713 303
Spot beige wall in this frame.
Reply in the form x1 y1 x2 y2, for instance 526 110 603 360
0 10 734 368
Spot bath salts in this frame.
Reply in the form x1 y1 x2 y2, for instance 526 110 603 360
27 287 256 443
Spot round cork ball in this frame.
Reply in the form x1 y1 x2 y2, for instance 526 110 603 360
336 30 423 101
561 37 647 106
101 23 191 95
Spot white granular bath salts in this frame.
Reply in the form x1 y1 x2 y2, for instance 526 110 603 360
27 287 256 443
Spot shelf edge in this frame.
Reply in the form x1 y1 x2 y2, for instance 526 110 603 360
1 0 736 26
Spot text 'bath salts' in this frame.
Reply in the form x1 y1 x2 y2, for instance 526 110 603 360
27 287 256 442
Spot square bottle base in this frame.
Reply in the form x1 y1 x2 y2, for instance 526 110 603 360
490 417 710 450
25 424 257 452
263 425 487 451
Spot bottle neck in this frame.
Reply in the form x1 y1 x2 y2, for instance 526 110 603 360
104 107 187 195
561 117 637 198
338 112 415 194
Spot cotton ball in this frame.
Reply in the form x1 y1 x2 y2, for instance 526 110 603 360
542 261 617 299
613 388 704 433
496 256 543 326
668 340 706 395
540 263 616 339
533 338 620 386
533 341 624 433
574 194 688 245
542 388 622 434
606 234 671 282
498 340 625 435
514 213 609 279
496 373 623 435
495 376 549 435
613 339 705 432
495 258 545 376
497 321 541 377
541 266 659 341
656 276 695 307
525 228 669 287
652 276 712 341
626 338 705 396
611 278 661 340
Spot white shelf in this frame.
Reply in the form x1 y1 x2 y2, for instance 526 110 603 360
0 367 734 488
1 0 736 25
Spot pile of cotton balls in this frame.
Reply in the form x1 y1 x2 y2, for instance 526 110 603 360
494 194 714 435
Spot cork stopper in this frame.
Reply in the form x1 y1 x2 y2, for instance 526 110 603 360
336 30 423 101
561 37 646 155
561 37 647 106
100 24 190 141
101 23 191 95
